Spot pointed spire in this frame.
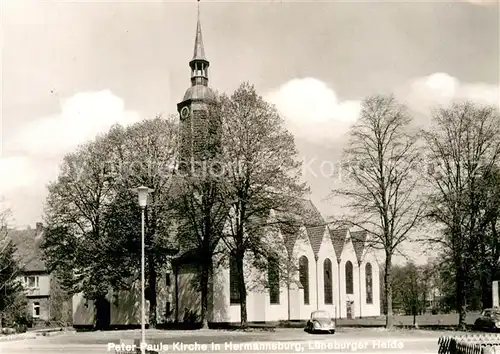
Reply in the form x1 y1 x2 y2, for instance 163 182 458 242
192 0 207 61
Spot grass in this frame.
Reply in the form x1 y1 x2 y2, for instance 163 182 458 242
335 313 481 327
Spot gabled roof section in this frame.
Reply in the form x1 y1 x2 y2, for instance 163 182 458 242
275 198 324 256
306 225 326 257
329 228 348 261
350 230 368 264
7 228 46 272
282 227 300 257
298 199 325 227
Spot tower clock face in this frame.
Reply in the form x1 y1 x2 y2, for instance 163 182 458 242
180 106 190 119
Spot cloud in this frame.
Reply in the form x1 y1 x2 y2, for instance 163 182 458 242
266 78 361 146
4 90 141 157
0 91 140 225
269 74 499 146
399 72 499 116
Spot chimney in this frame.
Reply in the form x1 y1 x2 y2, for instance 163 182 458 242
35 222 43 237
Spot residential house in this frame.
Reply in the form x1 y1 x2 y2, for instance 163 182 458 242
7 223 50 323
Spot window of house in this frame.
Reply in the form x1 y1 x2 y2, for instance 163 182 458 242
33 302 40 318
345 261 354 294
324 258 333 305
24 276 39 288
299 256 309 305
366 263 373 304
268 257 280 304
229 254 240 304
166 273 171 287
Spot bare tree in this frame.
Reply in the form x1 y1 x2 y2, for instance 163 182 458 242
331 95 425 328
219 83 308 328
422 102 500 329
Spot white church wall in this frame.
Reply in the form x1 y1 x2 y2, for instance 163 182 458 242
292 226 317 320
317 227 339 318
339 233 361 318
358 251 381 317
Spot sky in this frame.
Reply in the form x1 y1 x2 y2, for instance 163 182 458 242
1 0 499 264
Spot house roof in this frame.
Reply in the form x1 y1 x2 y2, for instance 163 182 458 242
7 228 46 272
329 228 347 261
350 230 368 264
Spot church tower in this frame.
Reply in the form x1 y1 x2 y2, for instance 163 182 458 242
177 2 217 172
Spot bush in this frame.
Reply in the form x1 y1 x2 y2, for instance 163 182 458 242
14 312 33 329
14 323 27 333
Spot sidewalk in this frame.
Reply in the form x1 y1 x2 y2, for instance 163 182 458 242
0 327 75 342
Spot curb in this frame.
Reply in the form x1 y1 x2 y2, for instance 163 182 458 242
0 334 37 342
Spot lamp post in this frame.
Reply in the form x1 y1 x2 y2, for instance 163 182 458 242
134 186 154 354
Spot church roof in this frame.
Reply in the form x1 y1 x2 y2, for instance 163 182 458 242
329 228 347 261
299 199 325 226
282 228 300 257
306 225 325 257
191 15 207 62
350 230 368 264
183 85 215 101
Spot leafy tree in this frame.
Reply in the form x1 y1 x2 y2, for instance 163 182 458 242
422 102 500 329
468 166 500 309
0 206 27 328
392 262 427 325
41 133 131 328
332 95 425 328
218 83 308 327
42 117 179 328
105 116 179 327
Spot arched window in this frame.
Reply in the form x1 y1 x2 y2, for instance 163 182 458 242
323 258 333 305
230 254 240 304
366 263 373 304
268 257 280 304
299 256 309 305
345 261 353 294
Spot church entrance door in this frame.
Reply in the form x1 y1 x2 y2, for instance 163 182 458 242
346 301 354 319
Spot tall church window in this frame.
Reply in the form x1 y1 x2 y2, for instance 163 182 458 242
299 256 309 305
230 254 240 304
345 261 354 294
323 258 333 304
268 257 280 304
366 263 373 304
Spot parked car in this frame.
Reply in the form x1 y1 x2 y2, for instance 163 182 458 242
305 310 335 334
474 308 500 331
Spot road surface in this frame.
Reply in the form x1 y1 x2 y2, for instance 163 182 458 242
0 328 444 353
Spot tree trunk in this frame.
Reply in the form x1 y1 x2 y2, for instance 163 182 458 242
287 283 291 321
481 275 492 309
148 259 157 329
384 254 393 329
456 265 467 330
236 254 247 328
199 259 210 329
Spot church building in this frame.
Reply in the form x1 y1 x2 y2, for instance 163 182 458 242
72 6 380 327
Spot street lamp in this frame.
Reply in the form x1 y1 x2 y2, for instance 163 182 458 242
133 186 154 354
